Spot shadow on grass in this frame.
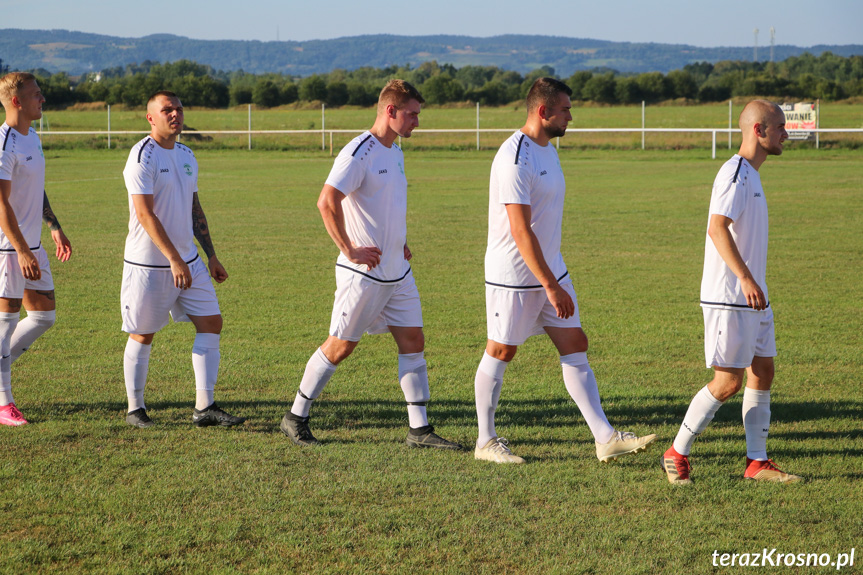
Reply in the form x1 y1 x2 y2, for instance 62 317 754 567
34 396 863 444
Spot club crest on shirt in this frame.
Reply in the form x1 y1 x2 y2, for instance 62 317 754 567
183 163 193 176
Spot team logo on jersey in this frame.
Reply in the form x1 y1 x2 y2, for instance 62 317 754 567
25 156 33 162
754 193 762 197
379 169 388 174
160 168 170 173
540 170 547 176
183 163 193 176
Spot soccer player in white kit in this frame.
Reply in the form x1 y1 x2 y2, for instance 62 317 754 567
473 78 656 463
280 80 461 450
662 100 801 484
0 72 73 426
121 91 245 429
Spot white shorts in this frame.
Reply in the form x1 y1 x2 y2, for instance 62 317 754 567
328 266 423 342
703 306 776 368
0 245 54 298
121 256 220 335
486 282 581 346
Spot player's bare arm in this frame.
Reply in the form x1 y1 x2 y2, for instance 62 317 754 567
505 203 574 319
43 190 72 262
0 179 40 280
131 193 192 290
317 184 382 270
191 192 227 283
707 213 766 310
403 243 412 261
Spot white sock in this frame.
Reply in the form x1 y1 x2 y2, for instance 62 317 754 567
10 309 56 364
742 387 770 461
475 352 508 448
560 352 615 444
124 338 151 412
192 333 220 410
673 385 724 456
291 347 337 418
0 312 20 406
399 352 430 428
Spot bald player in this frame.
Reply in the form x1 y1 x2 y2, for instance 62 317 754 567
662 100 801 485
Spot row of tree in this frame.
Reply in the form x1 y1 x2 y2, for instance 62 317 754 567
30 51 863 109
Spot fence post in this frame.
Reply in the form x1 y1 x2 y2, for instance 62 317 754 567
248 104 252 151
321 104 326 151
641 101 645 150
728 100 732 149
330 131 333 156
107 104 111 149
712 131 717 159
476 102 480 151
816 99 820 150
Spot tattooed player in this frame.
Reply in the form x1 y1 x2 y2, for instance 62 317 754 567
120 90 245 429
0 72 73 426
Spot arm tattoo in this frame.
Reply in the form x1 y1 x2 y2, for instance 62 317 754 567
42 190 62 231
191 193 216 259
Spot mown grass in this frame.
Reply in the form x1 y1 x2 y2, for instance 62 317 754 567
36 102 863 152
0 144 860 574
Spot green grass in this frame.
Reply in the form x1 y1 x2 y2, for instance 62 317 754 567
34 102 863 152
1 145 861 574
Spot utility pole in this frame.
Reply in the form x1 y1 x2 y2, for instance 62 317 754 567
753 28 759 62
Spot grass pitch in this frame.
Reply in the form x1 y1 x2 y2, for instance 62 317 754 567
1 144 861 574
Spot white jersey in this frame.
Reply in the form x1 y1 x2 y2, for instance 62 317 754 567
485 130 569 291
123 137 199 268
701 155 769 311
325 131 410 283
0 124 45 251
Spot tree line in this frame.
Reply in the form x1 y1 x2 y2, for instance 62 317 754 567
29 51 863 109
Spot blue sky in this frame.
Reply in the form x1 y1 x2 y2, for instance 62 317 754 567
3 0 860 47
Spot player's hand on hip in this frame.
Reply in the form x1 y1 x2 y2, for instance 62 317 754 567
349 246 382 270
403 243 412 262
18 249 41 280
741 277 766 310
208 256 228 283
171 260 193 290
547 284 575 319
51 229 72 262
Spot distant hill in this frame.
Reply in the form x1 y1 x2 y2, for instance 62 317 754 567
2 29 862 76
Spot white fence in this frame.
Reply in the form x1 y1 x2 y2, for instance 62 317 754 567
36 126 863 159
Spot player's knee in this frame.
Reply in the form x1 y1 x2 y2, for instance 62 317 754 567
196 315 222 334
751 364 774 386
321 337 357 365
486 342 517 362
28 310 56 329
130 333 155 346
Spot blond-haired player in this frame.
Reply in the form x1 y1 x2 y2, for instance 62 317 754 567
0 72 72 426
280 80 461 450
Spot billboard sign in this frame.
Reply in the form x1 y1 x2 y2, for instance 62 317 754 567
781 102 817 140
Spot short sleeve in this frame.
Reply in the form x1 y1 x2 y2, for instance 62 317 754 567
496 159 534 206
0 148 14 181
325 153 365 197
709 176 747 223
123 156 154 196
